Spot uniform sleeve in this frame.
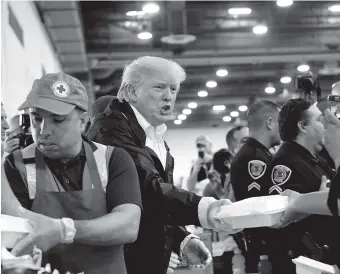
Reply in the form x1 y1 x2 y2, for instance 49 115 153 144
106 147 142 212
268 161 315 194
231 157 269 201
3 154 32 209
327 168 340 216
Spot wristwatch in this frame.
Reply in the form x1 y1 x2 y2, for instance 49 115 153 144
60 218 76 244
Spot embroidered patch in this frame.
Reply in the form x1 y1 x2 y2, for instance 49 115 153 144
248 182 261 192
271 165 292 185
269 184 282 194
52 81 70 97
248 160 267 180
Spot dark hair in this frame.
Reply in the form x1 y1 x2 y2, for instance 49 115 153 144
279 98 311 142
91 95 116 119
226 125 246 148
247 100 280 130
213 149 233 175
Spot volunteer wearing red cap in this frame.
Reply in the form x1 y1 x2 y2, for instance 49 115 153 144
3 73 142 274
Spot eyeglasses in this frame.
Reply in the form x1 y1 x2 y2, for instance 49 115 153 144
196 143 206 149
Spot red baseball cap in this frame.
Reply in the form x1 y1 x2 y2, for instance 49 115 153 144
19 72 88 115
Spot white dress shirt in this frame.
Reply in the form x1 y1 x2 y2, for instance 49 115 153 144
130 105 168 169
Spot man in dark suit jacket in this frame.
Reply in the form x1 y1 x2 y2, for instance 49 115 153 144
86 56 238 274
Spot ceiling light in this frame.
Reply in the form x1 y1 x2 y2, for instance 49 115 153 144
137 32 153 40
178 114 187 120
174 120 182 125
126 11 145 17
297 64 310 72
265 86 276 94
228 7 252 15
216 69 228 77
280 76 292 84
223 116 232 122
188 102 197 108
329 5 340 12
213 105 226 111
276 0 293 7
239 105 248 112
206 81 217 88
143 3 160 14
253 24 268 35
198 90 208 97
230 111 239 117
182 109 192 115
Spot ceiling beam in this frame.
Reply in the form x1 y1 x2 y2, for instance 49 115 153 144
91 48 340 68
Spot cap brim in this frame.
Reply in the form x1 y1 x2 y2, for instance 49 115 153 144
18 97 75 115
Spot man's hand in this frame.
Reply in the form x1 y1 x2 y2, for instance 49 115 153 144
324 109 340 169
192 158 205 173
272 190 309 228
167 252 180 273
11 208 64 256
182 238 212 268
4 131 20 154
207 199 242 234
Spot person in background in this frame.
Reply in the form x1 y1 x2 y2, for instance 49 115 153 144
203 149 234 200
277 108 340 223
332 81 340 96
86 56 238 274
318 81 340 168
266 99 340 272
4 115 24 154
186 135 214 193
83 95 116 136
1 103 10 157
3 73 143 274
230 100 281 273
226 125 249 155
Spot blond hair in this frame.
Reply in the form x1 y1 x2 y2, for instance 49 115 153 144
117 56 186 102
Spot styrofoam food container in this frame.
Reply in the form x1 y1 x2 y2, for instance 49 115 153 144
293 256 338 274
1 214 32 248
214 195 288 229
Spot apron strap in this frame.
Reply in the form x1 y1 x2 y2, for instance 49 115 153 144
106 145 114 168
83 141 103 190
35 147 65 192
12 150 28 190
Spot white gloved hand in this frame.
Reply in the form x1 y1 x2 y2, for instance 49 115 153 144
207 199 242 234
167 252 180 273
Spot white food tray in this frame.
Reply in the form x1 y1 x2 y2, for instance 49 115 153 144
214 195 288 229
293 256 338 274
1 214 32 248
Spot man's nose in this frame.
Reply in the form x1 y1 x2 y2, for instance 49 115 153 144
40 119 52 135
163 88 172 101
3 120 9 130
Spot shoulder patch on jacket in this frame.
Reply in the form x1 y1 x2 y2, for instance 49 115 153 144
271 165 292 185
248 160 267 180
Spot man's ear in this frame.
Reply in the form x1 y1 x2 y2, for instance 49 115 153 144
126 84 138 103
266 117 273 130
79 112 89 132
297 120 307 135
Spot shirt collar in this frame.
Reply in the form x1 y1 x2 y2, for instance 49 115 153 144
130 104 167 139
244 137 272 157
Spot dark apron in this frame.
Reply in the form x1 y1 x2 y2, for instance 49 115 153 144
31 141 126 274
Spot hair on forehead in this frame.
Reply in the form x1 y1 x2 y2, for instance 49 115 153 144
247 100 280 130
117 56 186 102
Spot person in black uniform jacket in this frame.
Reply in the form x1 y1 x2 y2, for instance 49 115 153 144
266 99 340 273
230 100 281 272
86 56 238 274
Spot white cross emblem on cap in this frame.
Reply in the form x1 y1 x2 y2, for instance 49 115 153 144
52 81 70 97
